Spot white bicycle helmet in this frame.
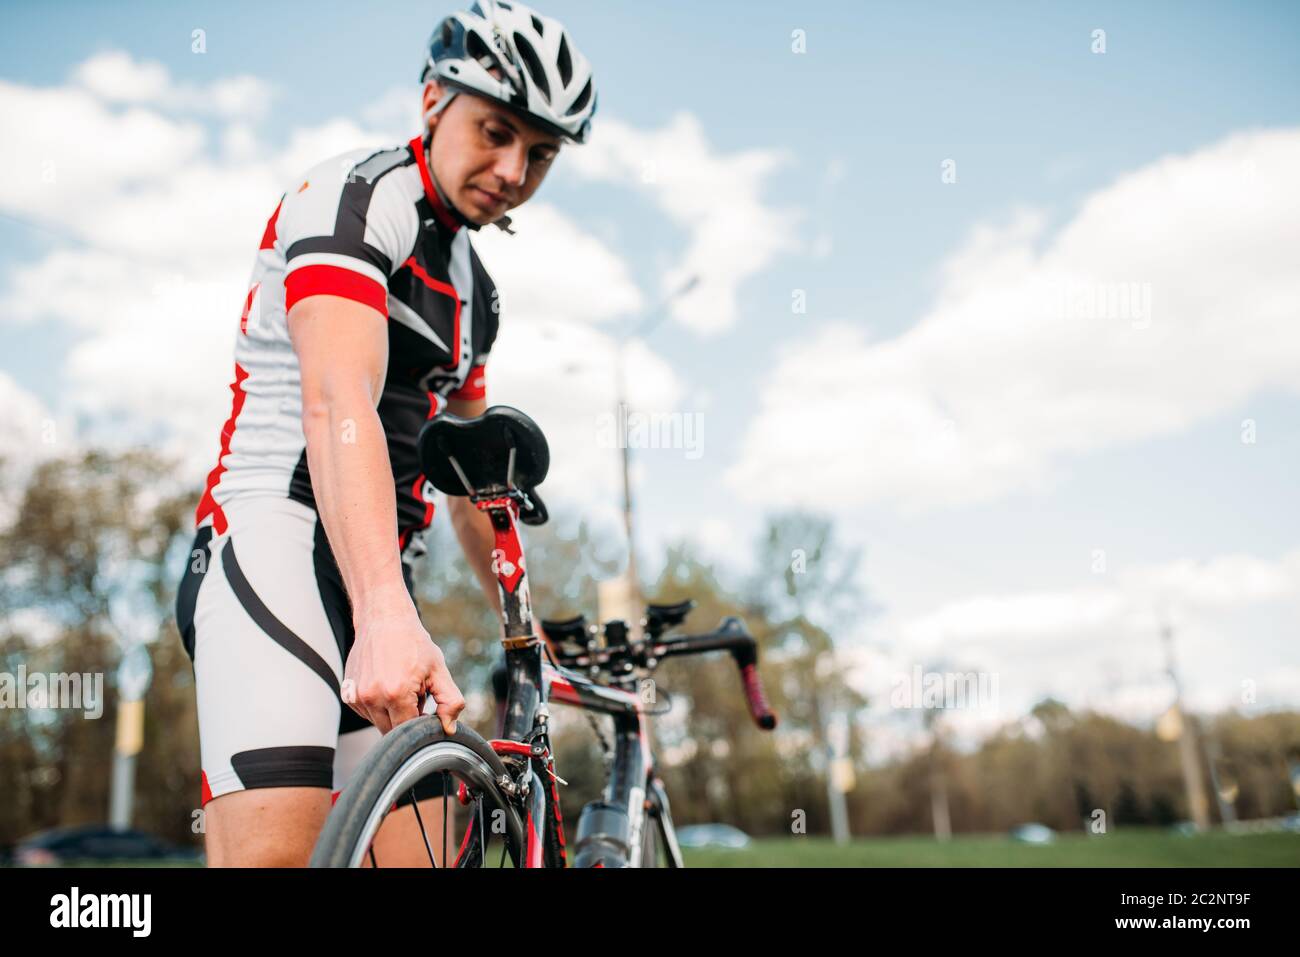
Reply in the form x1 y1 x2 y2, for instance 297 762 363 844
420 0 597 144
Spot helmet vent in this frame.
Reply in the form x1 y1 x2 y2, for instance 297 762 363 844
531 14 545 35
512 32 550 103
567 77 592 115
466 29 496 68
556 34 572 86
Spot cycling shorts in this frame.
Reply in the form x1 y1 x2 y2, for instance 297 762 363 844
174 495 438 807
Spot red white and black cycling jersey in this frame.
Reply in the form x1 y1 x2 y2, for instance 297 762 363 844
195 129 500 558
175 132 504 805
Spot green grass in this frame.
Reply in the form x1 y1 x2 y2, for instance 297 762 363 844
680 829 1300 867
13 828 1297 868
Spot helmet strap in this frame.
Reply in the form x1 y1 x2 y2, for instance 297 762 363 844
421 106 518 236
424 86 459 122
421 130 478 231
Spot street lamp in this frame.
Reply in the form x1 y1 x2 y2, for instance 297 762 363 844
110 643 153 831
612 274 700 609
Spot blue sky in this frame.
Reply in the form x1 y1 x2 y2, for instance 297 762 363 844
2 0 1298 748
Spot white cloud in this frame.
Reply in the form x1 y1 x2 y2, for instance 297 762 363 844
0 52 667 512
0 371 56 464
0 373 73 528
0 80 206 230
1118 551 1300 608
471 202 643 326
72 51 171 102
845 548 1300 743
726 128 1300 512
360 84 425 143
1 55 793 516
566 112 797 334
71 50 272 118
487 319 685 510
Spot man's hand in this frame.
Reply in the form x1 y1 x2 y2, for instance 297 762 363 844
342 586 465 735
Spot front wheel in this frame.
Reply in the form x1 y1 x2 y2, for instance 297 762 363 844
311 718 526 868
639 778 682 868
641 809 665 866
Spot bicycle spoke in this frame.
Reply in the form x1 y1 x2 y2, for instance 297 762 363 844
442 771 448 868
408 785 437 867
368 844 378 868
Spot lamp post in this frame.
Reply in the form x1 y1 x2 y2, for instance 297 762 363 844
610 274 699 610
1161 621 1212 831
109 643 153 830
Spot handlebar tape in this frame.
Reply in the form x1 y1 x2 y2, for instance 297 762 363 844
738 662 778 730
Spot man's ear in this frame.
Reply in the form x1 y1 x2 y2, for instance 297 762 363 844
422 80 445 131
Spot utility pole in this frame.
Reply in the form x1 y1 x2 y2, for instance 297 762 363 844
1203 733 1237 826
612 275 699 605
824 706 853 845
927 711 952 842
613 345 639 607
1161 621 1211 831
109 644 153 830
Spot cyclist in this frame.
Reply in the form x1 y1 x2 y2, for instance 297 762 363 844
173 0 596 867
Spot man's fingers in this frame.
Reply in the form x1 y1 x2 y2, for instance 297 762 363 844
385 693 420 733
416 691 457 734
426 669 465 736
436 704 457 736
343 692 376 730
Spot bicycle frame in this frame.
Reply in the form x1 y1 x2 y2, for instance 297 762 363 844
478 492 683 867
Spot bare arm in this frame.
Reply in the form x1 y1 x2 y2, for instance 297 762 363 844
443 396 505 618
288 294 465 734
291 295 405 617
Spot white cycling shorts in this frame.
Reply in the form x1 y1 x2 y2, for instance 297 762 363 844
174 496 437 807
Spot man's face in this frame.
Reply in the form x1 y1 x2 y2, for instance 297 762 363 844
422 80 562 225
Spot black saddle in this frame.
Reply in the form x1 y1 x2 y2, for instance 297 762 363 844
417 406 550 524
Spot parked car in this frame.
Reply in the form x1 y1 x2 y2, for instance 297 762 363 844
1008 823 1056 844
675 823 752 849
15 825 203 865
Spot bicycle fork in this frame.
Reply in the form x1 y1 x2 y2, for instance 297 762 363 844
572 710 652 867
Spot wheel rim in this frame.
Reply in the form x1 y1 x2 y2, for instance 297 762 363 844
345 742 519 868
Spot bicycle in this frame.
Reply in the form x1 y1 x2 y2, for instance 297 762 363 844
310 405 777 868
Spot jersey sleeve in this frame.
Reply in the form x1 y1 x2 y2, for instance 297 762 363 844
277 148 418 317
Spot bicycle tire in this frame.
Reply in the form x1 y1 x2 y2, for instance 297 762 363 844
640 808 663 867
639 779 681 868
311 717 526 868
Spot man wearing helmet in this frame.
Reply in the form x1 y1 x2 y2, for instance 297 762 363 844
174 0 596 866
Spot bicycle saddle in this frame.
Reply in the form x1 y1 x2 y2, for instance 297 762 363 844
418 405 550 499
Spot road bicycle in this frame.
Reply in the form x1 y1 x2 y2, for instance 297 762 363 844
310 406 777 868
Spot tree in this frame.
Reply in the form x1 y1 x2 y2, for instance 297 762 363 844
0 448 200 842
